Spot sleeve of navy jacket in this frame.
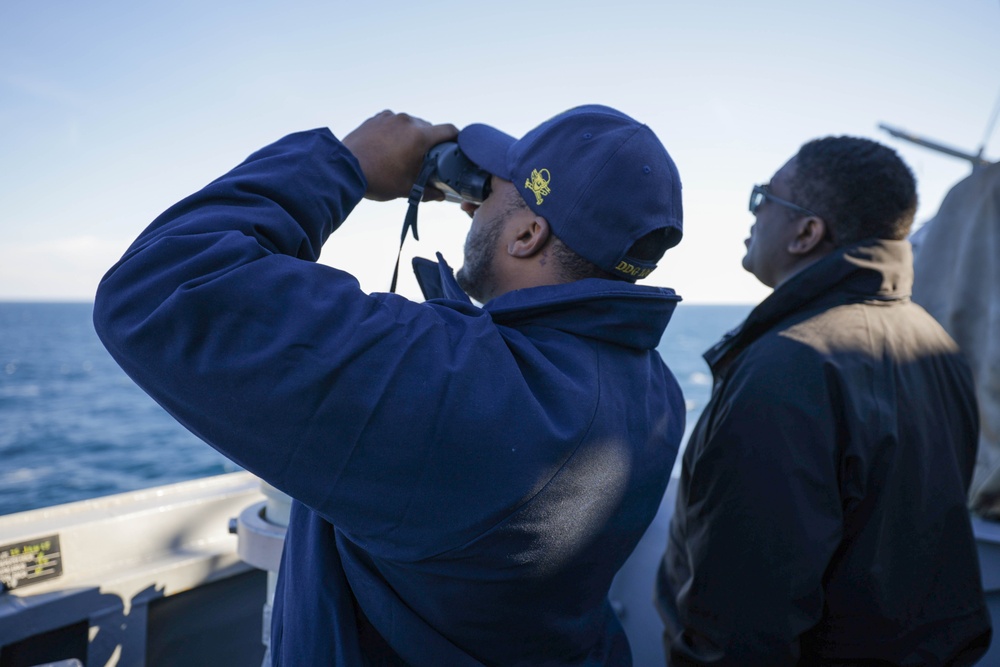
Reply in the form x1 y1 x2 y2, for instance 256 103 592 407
92 128 686 666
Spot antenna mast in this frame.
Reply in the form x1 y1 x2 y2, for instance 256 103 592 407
878 123 993 169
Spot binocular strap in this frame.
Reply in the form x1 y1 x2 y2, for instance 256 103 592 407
390 158 438 294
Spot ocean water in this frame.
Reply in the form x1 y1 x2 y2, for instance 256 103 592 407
0 301 752 516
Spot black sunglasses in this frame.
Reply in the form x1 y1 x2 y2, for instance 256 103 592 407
749 184 819 218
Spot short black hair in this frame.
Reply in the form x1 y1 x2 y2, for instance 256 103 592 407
550 229 671 283
510 192 671 283
789 136 917 246
549 237 616 282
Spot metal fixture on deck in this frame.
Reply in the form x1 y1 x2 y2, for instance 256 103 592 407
233 481 290 666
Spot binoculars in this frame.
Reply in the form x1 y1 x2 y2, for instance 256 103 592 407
424 142 492 204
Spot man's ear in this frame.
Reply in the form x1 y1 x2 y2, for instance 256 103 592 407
508 215 551 258
788 216 830 256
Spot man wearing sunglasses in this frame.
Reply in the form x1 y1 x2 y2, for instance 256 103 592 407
657 136 991 665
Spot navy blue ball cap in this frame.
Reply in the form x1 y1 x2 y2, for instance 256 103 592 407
458 104 683 280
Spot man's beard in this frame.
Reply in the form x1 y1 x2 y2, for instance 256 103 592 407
456 212 506 304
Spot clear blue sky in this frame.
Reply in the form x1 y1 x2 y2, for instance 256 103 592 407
1 0 997 303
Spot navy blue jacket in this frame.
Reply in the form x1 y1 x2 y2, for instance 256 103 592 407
657 240 991 666
93 129 685 665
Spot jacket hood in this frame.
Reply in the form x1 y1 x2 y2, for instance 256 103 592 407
705 239 913 371
424 254 680 350
488 279 681 350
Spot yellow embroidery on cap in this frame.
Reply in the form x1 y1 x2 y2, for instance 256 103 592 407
615 260 654 279
525 169 552 205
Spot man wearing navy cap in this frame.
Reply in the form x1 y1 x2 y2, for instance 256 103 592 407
94 106 686 665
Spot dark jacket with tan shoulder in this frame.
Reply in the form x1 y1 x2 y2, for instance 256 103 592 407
658 240 991 666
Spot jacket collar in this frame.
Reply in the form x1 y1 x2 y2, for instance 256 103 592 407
425 254 681 351
704 239 914 371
